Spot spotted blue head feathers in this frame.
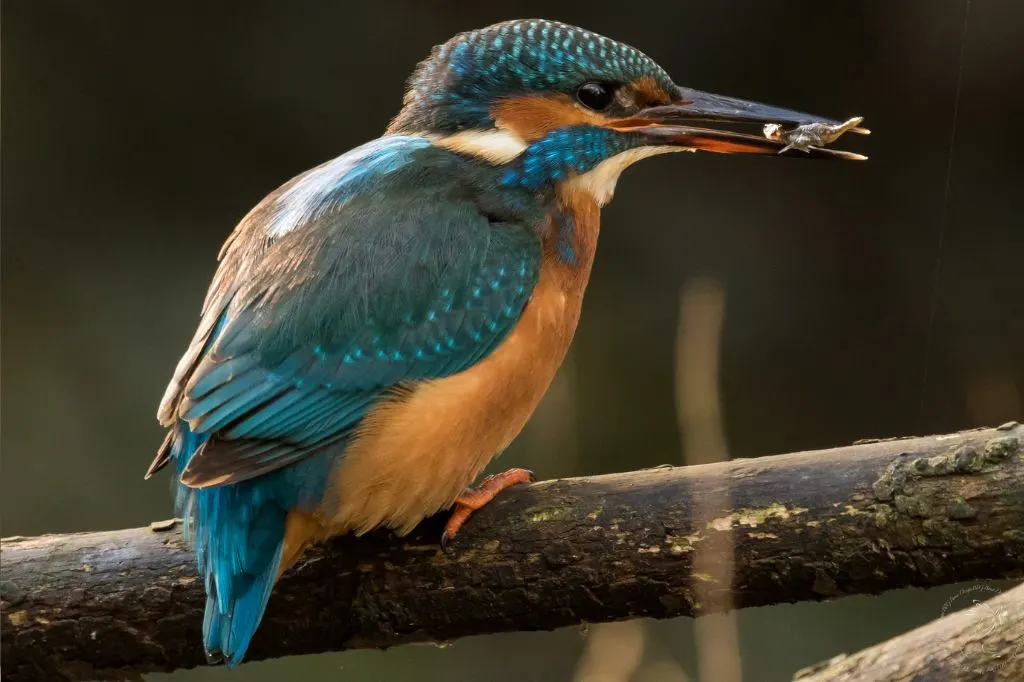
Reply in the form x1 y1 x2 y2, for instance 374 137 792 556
389 19 677 134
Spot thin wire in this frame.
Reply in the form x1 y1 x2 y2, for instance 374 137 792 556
920 0 971 413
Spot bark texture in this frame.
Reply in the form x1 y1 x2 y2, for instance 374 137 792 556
794 582 1024 681
2 424 1022 681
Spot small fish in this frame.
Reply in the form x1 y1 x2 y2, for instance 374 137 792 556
764 116 870 158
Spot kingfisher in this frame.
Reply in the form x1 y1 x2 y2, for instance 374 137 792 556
146 19 865 666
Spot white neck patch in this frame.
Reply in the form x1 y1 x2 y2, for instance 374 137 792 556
427 129 528 164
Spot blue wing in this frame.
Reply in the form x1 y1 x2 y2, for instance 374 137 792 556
150 135 542 665
153 135 542 486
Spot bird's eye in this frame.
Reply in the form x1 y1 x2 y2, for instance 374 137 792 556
576 82 615 111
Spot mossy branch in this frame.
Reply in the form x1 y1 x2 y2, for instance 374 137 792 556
2 424 1023 681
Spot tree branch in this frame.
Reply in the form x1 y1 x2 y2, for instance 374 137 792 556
2 424 1022 681
794 581 1024 681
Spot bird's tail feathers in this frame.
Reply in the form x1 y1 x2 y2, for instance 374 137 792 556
169 421 287 667
201 532 284 667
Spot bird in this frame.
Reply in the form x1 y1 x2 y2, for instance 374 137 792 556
146 18 866 667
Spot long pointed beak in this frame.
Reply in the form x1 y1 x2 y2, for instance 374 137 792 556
609 87 869 160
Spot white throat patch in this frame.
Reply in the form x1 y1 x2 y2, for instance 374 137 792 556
564 146 691 206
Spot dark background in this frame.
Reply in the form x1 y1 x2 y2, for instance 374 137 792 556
3 1 1022 680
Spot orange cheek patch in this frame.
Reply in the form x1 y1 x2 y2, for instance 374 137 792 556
631 76 674 108
492 94 610 142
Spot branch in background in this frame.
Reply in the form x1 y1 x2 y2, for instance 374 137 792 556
2 425 1022 681
676 277 742 682
794 581 1024 682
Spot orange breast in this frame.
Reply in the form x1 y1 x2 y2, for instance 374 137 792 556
309 190 602 539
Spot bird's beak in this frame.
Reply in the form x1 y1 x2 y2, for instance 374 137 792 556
609 86 869 160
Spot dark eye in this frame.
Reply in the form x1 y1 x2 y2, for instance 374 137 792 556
576 82 615 111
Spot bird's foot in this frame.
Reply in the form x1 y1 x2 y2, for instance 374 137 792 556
441 468 535 548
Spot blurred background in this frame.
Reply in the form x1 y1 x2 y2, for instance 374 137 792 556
3 1 1023 680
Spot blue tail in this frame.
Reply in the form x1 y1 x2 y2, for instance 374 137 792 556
170 423 289 667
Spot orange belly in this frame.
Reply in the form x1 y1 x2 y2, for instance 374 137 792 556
281 190 600 567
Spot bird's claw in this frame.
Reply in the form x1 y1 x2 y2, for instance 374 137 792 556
440 468 535 550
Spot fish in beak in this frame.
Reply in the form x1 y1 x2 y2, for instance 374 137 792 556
610 87 870 160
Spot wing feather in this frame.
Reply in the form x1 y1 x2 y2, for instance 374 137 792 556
152 136 542 487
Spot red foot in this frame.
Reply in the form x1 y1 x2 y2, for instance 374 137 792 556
441 468 535 548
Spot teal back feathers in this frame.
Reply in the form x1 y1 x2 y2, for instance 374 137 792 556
153 136 547 664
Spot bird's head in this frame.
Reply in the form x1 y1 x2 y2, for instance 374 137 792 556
388 19 866 205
